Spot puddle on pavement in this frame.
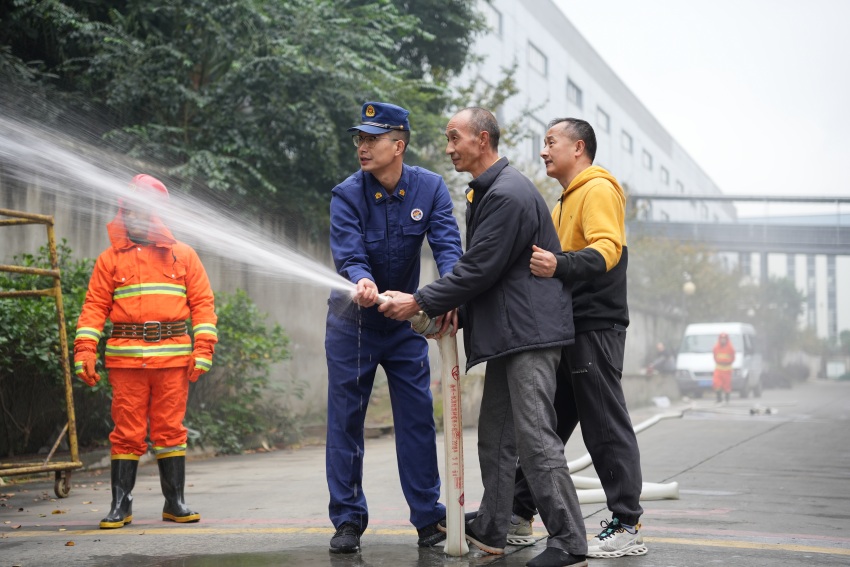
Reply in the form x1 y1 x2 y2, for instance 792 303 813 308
103 544 521 566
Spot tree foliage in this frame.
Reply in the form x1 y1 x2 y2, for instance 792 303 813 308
0 242 111 457
628 234 805 370
628 234 741 322
185 289 295 454
841 330 850 356
1 0 485 228
737 276 804 367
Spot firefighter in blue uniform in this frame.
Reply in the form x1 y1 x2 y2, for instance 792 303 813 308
325 102 463 554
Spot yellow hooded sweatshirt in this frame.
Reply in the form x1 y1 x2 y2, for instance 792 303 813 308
550 165 629 332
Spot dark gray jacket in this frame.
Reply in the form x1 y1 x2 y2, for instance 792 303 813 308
414 158 574 370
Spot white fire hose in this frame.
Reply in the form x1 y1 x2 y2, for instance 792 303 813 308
374 294 681 552
375 295 468 555
569 411 684 503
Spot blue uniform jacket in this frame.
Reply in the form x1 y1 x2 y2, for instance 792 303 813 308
328 164 463 330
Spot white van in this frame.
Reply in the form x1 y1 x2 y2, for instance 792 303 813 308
675 322 763 398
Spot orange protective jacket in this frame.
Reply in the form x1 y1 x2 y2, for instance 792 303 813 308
713 342 736 372
74 210 217 372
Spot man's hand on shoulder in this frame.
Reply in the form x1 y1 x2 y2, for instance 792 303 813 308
530 244 557 278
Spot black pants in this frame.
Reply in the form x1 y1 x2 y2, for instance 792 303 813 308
512 328 644 526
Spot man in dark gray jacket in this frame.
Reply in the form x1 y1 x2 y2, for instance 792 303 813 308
379 107 588 567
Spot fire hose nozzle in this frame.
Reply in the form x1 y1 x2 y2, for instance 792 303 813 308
409 311 440 336
375 294 439 336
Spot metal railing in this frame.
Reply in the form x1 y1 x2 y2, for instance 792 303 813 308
0 208 82 497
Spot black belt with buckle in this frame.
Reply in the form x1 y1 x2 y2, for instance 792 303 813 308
111 321 187 342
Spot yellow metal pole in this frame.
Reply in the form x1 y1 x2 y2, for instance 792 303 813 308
0 264 61 278
0 289 56 298
0 208 82 496
0 208 54 223
46 222 81 465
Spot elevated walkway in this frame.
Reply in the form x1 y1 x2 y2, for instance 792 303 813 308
628 220 850 254
627 193 850 255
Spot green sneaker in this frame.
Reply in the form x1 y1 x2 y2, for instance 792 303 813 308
506 513 535 546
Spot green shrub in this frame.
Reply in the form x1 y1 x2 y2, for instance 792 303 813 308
185 289 299 454
0 241 112 457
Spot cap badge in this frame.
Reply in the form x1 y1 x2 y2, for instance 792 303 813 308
411 208 423 221
365 105 376 118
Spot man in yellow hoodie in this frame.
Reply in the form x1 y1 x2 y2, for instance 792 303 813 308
511 118 647 559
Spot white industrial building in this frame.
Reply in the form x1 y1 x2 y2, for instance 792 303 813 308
463 0 735 224
458 0 849 346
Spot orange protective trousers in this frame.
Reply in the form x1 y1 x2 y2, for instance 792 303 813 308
713 369 732 393
108 367 189 456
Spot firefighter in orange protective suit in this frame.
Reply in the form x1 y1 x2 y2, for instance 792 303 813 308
74 174 217 529
712 332 736 404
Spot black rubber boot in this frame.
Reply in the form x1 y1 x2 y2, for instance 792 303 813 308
100 458 138 529
158 454 200 523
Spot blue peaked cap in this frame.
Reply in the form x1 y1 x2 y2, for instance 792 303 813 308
347 102 411 134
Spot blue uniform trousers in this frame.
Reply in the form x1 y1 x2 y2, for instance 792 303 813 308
325 312 445 531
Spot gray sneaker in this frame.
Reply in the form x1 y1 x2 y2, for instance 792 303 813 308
506 513 535 546
586 518 648 558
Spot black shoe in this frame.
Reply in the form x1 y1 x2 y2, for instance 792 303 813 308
526 546 588 567
100 458 138 529
417 519 447 547
330 522 361 554
465 519 504 555
157 455 200 523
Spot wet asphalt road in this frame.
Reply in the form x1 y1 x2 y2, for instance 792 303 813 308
2 378 849 566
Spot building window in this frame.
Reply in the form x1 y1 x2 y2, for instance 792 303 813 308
528 42 547 76
529 118 546 161
567 78 583 108
675 180 685 193
642 149 653 170
660 166 669 185
530 131 542 161
621 130 633 154
596 107 610 133
482 2 502 36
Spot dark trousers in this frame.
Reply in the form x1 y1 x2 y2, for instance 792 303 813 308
325 313 445 531
476 347 586 555
513 329 644 526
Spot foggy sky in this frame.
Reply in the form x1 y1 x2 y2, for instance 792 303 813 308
554 0 850 218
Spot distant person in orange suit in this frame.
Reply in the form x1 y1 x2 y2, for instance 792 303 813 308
713 332 736 403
